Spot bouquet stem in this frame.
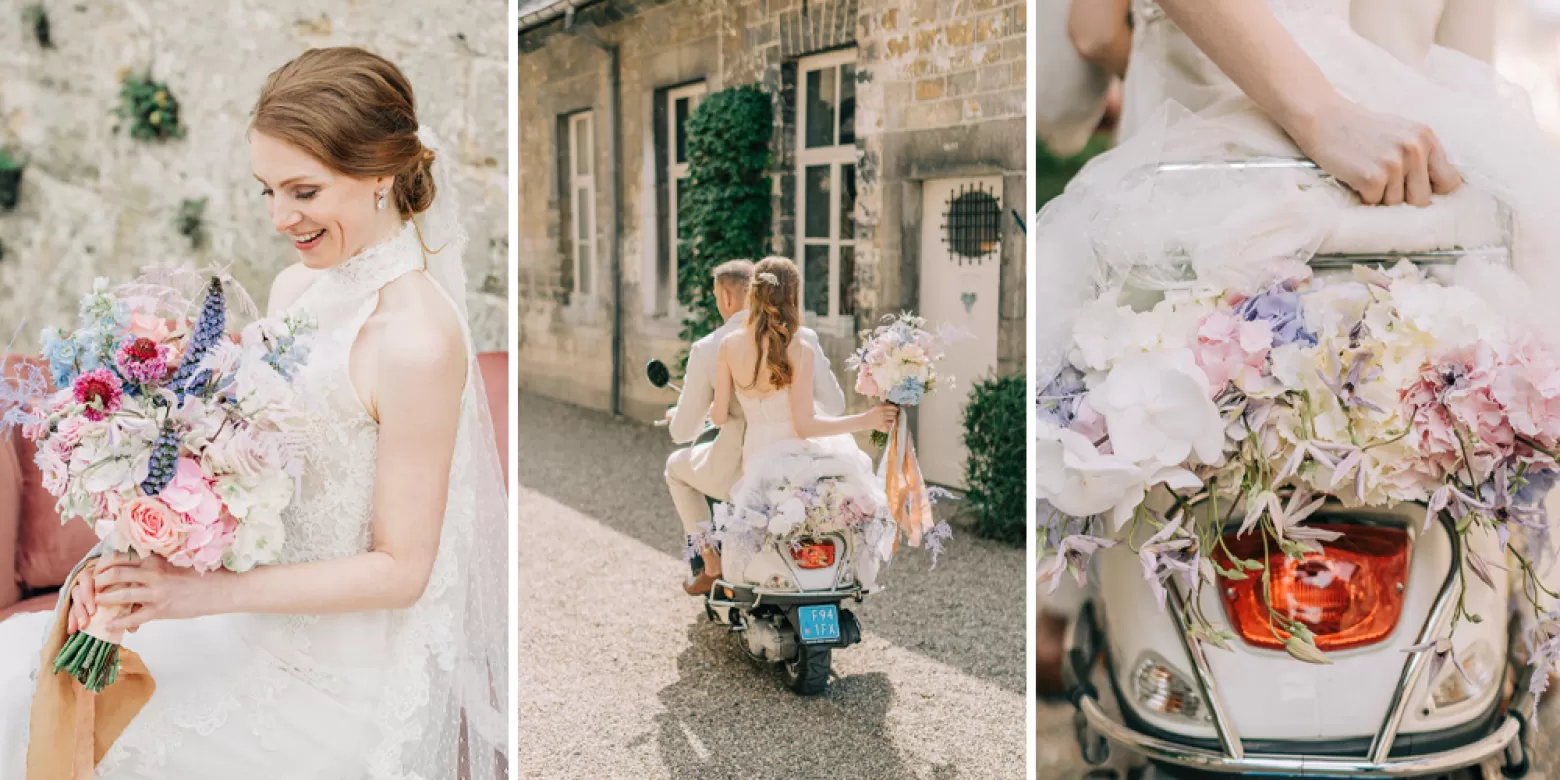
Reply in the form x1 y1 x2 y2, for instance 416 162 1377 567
52 603 125 693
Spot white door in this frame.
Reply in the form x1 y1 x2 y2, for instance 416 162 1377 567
918 177 1003 489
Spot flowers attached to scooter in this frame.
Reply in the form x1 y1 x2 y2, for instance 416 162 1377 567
1039 260 1560 688
0 272 313 692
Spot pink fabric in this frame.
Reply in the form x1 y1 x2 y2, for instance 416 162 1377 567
477 352 508 488
0 431 23 612
0 592 57 622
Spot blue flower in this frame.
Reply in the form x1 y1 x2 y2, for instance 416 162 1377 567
40 328 80 387
887 376 925 406
169 277 226 400
1235 287 1316 347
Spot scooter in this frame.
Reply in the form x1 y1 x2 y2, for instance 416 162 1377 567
1059 159 1535 779
647 358 866 695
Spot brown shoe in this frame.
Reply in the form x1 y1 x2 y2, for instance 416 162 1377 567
683 570 719 596
1037 612 1070 699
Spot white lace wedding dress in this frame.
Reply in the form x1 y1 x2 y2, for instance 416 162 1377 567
0 141 507 778
713 388 897 589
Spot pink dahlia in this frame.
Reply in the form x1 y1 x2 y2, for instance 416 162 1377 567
72 368 124 422
115 336 172 384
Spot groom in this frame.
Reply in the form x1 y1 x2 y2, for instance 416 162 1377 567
663 258 846 594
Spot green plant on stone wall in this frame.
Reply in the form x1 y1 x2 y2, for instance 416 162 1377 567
117 70 183 141
961 372 1026 546
0 148 25 213
23 3 50 47
676 84 773 354
174 197 207 248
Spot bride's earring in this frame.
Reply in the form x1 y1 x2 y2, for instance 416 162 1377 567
376 188 388 210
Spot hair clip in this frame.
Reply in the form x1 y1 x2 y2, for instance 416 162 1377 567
756 272 779 286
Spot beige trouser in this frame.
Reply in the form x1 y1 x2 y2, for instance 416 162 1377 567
665 444 732 538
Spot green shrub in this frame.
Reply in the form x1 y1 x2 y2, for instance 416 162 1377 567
676 84 773 351
1034 134 1110 211
962 372 1026 546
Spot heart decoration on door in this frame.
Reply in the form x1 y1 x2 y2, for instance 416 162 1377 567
960 292 976 313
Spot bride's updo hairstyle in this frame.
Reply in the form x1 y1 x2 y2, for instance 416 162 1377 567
744 256 802 390
250 46 436 217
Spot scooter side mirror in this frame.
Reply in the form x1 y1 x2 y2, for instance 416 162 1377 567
645 359 671 389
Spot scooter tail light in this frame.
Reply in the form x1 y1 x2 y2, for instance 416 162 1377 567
1132 653 1203 720
791 540 836 570
1215 524 1410 652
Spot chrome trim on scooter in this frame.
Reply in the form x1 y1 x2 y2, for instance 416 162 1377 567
1165 583 1243 759
1368 512 1463 763
1077 696 1524 777
705 580 864 611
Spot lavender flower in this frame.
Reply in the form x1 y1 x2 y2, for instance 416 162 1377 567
140 425 180 495
1235 287 1316 347
169 277 225 400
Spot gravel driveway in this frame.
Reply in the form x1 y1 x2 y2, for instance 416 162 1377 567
516 393 1027 778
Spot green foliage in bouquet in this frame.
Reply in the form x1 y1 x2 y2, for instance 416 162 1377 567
962 373 1026 546
175 197 207 248
0 147 25 212
676 84 773 358
23 3 50 47
117 70 183 141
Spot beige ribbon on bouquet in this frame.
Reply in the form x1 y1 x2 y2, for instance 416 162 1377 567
880 405 935 548
26 558 154 780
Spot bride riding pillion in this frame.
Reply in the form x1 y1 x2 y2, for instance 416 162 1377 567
0 47 506 780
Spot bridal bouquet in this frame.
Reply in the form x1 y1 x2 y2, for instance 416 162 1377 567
713 474 894 557
847 313 966 549
4 274 313 692
1039 260 1560 678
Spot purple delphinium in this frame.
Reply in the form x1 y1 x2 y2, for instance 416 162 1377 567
1235 286 1317 347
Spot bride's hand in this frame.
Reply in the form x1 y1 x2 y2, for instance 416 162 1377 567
1288 93 1462 207
864 403 898 433
92 553 233 632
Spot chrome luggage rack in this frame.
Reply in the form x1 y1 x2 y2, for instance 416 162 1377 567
1146 158 1512 271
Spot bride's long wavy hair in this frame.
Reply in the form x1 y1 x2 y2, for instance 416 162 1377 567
743 256 802 390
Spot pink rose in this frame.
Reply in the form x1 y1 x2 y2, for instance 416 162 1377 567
161 458 223 527
127 311 175 343
117 496 185 558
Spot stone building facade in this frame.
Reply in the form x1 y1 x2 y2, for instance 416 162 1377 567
518 0 1025 482
0 1 509 351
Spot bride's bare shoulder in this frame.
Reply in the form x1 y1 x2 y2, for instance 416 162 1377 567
266 262 319 316
369 271 467 375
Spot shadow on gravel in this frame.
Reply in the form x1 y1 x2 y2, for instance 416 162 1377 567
647 622 953 779
519 392 1026 695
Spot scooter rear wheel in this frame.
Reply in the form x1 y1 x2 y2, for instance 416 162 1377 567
782 643 832 696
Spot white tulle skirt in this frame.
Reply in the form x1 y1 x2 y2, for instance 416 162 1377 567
1035 6 1560 384
715 435 897 589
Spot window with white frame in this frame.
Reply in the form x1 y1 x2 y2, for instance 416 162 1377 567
796 49 857 325
664 82 706 315
567 111 596 298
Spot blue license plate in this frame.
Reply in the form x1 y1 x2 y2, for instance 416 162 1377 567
796 604 840 645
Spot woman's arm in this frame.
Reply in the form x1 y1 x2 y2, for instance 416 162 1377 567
711 340 734 427
1068 0 1132 78
1436 0 1495 63
95 279 468 629
1156 0 1462 206
788 345 895 439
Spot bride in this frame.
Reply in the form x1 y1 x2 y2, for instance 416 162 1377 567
0 47 507 779
701 257 897 589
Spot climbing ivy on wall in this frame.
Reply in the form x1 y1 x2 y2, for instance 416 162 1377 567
117 70 184 141
676 84 773 349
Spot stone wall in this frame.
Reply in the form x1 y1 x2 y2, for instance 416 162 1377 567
518 0 1027 419
0 0 509 352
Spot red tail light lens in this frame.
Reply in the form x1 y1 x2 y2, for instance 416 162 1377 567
791 540 836 569
1215 524 1410 652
